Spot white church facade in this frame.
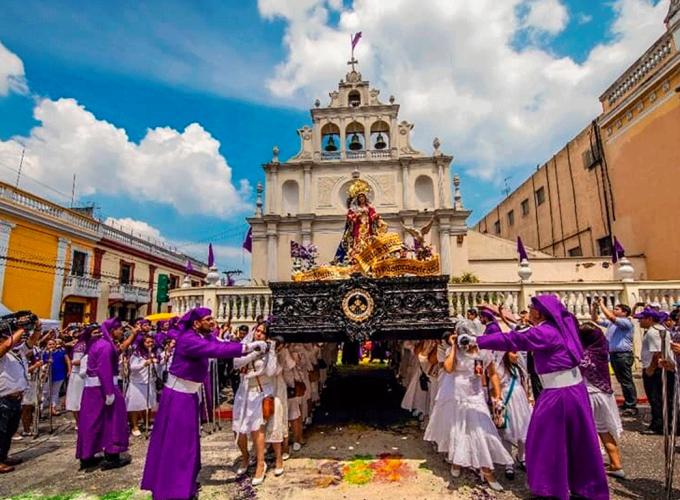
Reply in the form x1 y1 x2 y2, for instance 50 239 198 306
248 68 471 283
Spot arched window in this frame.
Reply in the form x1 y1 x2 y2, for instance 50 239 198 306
348 90 361 107
370 120 390 151
281 180 300 215
414 175 435 208
321 123 340 153
345 121 365 151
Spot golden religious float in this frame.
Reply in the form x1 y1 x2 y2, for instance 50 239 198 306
272 178 451 344
291 179 440 282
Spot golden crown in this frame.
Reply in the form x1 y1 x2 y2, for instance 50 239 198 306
348 179 372 200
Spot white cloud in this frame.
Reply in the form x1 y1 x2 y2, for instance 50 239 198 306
104 217 167 242
522 0 570 35
0 41 28 96
577 12 594 24
0 98 252 218
261 0 669 180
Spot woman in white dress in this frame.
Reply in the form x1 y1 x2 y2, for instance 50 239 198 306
578 321 625 478
495 351 533 479
232 322 277 485
400 341 433 419
125 335 159 436
266 337 289 476
65 332 88 427
285 343 307 451
424 334 457 454
447 321 513 492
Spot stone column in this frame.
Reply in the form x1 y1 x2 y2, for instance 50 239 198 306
0 221 16 301
270 165 279 215
303 164 312 213
437 161 445 208
266 224 279 282
438 218 451 276
401 161 411 209
339 117 347 160
51 237 70 320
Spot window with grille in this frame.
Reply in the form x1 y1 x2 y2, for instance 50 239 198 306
521 199 530 216
71 251 87 277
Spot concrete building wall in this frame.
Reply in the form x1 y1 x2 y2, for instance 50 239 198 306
474 124 611 259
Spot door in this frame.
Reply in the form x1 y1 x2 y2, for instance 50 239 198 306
62 302 85 328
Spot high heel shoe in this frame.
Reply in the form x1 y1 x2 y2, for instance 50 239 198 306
252 463 267 486
450 466 461 478
274 467 284 477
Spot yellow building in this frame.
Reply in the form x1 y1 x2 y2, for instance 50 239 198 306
475 2 680 280
0 181 206 324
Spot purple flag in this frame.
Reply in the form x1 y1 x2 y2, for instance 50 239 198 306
227 275 235 286
185 259 193 275
612 237 625 264
517 236 529 262
208 243 215 268
242 227 252 253
351 32 362 50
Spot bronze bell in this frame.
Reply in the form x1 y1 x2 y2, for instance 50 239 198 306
325 135 338 152
348 132 362 151
374 132 387 150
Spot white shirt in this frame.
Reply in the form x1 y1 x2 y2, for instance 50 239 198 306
641 325 673 369
0 343 29 396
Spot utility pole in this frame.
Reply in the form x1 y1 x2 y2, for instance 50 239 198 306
70 174 76 208
15 148 25 188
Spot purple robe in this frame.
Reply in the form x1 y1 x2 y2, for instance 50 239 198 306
477 323 609 500
483 321 502 336
76 337 129 459
141 330 244 500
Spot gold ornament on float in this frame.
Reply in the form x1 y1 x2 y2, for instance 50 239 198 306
348 179 372 200
342 288 375 322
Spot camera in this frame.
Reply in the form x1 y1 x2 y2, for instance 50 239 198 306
458 335 471 347
0 310 39 334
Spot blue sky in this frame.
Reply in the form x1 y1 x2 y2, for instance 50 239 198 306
0 0 670 276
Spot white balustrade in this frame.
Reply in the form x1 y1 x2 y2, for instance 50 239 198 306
63 275 102 298
169 281 680 327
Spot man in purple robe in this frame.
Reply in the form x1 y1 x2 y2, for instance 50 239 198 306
76 318 131 471
479 309 502 336
141 307 266 500
461 295 609 500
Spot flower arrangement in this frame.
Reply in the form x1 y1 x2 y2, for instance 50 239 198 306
291 241 319 272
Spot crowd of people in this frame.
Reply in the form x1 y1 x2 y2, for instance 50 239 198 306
1 297 680 500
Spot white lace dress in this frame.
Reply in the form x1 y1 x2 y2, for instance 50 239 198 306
424 346 456 453
447 349 513 469
585 380 623 440
65 351 86 411
231 347 277 435
125 353 158 412
400 352 430 416
495 359 532 446
265 346 290 443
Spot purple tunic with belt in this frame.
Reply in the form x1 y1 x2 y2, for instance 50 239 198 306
477 316 609 500
76 336 129 459
141 328 244 500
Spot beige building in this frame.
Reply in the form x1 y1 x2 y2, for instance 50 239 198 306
476 2 680 280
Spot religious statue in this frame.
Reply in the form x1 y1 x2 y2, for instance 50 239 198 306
334 179 387 264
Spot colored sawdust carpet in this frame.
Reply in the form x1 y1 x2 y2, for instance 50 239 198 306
341 454 413 485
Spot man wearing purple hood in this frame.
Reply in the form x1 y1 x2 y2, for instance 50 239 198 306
460 295 609 500
479 309 502 336
141 307 266 500
76 318 131 471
